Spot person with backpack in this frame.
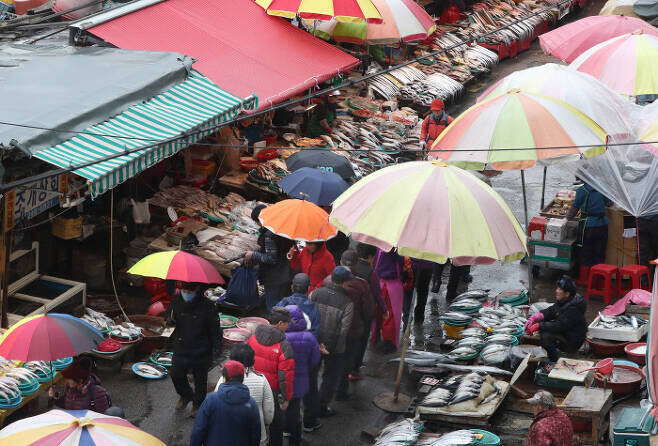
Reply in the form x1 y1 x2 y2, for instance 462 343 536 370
420 99 454 156
48 357 111 413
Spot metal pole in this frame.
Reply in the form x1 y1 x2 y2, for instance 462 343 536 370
393 270 420 399
521 170 533 299
540 166 547 210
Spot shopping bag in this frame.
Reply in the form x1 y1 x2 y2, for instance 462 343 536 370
223 266 260 308
380 284 397 343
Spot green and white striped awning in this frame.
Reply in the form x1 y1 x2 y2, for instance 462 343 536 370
35 70 258 198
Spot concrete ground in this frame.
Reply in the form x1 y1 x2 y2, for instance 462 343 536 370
22 0 624 443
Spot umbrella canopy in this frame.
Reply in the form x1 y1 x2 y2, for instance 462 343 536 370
329 161 527 265
311 0 436 44
646 261 658 420
285 150 355 180
639 101 658 155
278 167 349 206
127 251 225 284
539 15 658 63
0 314 103 362
259 199 338 242
430 89 608 170
477 63 635 138
255 0 382 23
0 409 165 445
570 31 658 97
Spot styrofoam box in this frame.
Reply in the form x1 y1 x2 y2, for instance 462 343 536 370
545 218 567 242
587 315 648 342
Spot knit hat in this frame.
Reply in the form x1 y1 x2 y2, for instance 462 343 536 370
332 266 354 284
62 358 92 380
431 99 445 111
340 250 358 268
525 390 556 409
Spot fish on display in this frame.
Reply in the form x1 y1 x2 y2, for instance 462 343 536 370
485 334 517 345
595 313 647 330
420 387 452 407
449 298 482 310
455 337 486 350
460 327 486 338
454 290 489 301
440 312 473 322
135 363 165 378
413 362 513 376
481 344 509 364
373 418 422 445
448 346 478 360
480 382 503 405
416 430 476 445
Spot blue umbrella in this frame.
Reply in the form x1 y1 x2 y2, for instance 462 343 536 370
278 167 349 206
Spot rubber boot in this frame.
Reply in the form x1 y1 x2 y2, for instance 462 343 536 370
575 266 589 286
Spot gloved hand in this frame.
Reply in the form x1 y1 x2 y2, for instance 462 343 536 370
523 312 544 331
526 323 540 336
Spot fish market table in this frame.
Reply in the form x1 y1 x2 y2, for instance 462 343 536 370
559 387 612 446
82 341 141 373
0 373 63 427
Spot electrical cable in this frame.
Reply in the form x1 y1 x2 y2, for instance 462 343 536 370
0 0 602 193
109 189 131 323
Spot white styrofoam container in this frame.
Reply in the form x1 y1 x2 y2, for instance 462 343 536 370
545 218 567 242
587 315 648 342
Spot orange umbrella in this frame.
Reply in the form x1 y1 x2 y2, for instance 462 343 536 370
259 199 338 242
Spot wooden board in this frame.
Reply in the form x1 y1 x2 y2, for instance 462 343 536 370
219 171 248 189
417 381 510 425
548 358 594 382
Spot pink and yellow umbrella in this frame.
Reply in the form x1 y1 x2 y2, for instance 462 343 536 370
570 31 658 97
255 0 382 23
430 89 608 170
312 0 436 44
0 409 165 445
0 314 103 362
127 250 225 284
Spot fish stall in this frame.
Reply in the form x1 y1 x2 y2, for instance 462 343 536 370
371 417 501 445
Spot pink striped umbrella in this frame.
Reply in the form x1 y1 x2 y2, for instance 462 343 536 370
127 250 225 284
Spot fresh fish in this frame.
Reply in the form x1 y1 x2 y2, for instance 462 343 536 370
450 299 482 309
595 313 647 330
459 328 486 338
414 363 512 376
373 418 422 445
440 312 473 322
448 347 477 359
455 337 485 350
387 357 440 367
417 430 476 445
451 391 479 404
454 290 489 301
420 387 452 407
485 334 517 345
480 382 502 405
135 363 164 377
492 327 518 335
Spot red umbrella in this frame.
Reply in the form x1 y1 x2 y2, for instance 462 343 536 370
539 15 658 63
646 259 658 419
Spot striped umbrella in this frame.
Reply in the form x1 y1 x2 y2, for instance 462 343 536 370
570 31 658 97
539 15 658 63
0 409 165 445
255 0 383 23
430 89 608 170
639 102 658 155
329 161 527 265
477 63 634 138
128 251 225 284
311 0 436 44
259 199 338 242
0 314 103 362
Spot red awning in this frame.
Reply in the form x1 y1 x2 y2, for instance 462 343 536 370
88 0 359 110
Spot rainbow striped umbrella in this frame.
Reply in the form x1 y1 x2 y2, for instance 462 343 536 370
255 0 382 23
0 409 165 445
127 250 225 284
329 161 527 265
311 0 436 44
430 89 608 170
477 63 634 138
570 31 658 97
0 314 103 362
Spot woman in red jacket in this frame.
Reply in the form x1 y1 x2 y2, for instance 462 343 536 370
289 242 335 292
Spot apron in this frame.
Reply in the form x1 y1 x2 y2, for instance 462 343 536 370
309 108 335 137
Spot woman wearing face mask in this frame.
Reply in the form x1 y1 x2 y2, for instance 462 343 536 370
165 281 220 417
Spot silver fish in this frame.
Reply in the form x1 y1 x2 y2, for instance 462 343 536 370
418 430 475 445
455 337 485 350
449 347 477 358
460 328 486 338
485 334 517 345
454 290 489 301
136 364 164 377
451 391 479 405
440 312 473 322
480 382 502 405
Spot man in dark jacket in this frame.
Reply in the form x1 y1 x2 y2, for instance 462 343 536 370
190 360 261 446
525 276 587 362
246 307 295 446
246 205 292 310
284 305 321 446
165 282 219 417
332 250 375 399
277 273 321 338
310 266 354 418
524 390 573 446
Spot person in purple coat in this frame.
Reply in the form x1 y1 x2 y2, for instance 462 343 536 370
284 305 321 445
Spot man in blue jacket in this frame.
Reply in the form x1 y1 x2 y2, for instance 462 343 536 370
190 360 261 446
277 273 321 339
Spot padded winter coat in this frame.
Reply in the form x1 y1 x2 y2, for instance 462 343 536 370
284 305 321 398
246 324 295 401
289 244 336 292
310 283 354 354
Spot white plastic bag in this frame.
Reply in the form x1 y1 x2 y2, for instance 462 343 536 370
131 199 151 224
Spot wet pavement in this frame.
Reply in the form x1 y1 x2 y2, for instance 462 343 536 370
43 1 625 443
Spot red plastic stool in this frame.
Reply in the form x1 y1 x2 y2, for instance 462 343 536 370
586 264 619 304
619 264 652 294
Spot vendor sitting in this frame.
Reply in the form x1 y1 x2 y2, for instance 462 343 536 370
309 90 340 137
49 357 111 413
524 276 586 363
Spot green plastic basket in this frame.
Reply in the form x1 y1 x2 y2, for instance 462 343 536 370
219 314 239 328
472 429 501 445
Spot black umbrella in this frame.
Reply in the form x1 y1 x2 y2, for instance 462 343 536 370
285 150 355 180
